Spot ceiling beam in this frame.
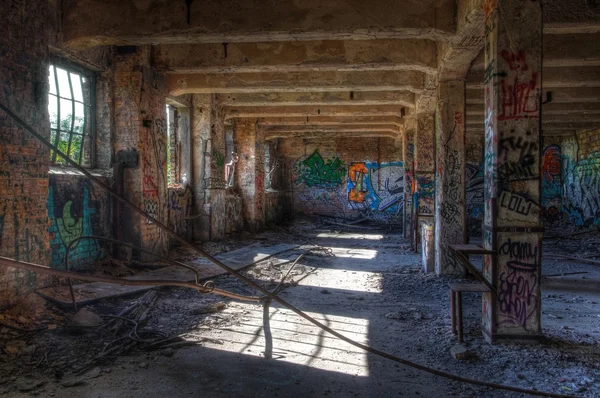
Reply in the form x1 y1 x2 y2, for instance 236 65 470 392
543 0 600 35
466 66 600 89
466 102 600 116
224 105 406 119
467 87 600 104
257 116 405 126
168 70 425 95
62 0 456 49
156 39 437 75
215 91 415 107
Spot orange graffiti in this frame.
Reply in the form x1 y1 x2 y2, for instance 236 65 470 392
348 162 369 203
483 0 497 18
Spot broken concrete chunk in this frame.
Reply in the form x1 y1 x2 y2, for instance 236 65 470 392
70 308 103 328
450 345 472 360
188 302 227 315
16 376 46 392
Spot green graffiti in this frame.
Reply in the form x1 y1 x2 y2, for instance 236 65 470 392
212 148 225 173
294 150 346 188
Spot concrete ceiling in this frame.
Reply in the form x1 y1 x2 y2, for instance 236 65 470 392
62 0 600 140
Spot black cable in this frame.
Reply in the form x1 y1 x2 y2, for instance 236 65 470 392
0 103 573 398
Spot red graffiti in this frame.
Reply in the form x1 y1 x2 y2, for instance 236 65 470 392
483 0 497 17
500 50 528 71
542 145 561 181
499 72 539 120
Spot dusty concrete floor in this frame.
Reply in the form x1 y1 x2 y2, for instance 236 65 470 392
1 220 600 397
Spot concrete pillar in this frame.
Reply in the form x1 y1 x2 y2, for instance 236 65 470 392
435 80 466 275
191 94 226 241
414 115 435 252
234 119 265 231
482 0 543 342
113 46 168 258
402 130 415 241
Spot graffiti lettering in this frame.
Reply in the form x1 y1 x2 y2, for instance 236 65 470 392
294 150 346 188
498 270 537 327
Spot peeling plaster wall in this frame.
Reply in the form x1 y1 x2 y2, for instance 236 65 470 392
279 137 403 224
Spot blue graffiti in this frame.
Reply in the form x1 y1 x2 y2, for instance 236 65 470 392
347 161 404 220
48 182 102 269
562 140 600 226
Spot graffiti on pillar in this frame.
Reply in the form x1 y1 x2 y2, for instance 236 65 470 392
466 162 484 235
48 178 105 269
497 235 540 328
497 136 539 181
416 175 434 215
347 161 404 222
562 137 600 226
293 150 346 188
540 145 562 222
498 50 540 121
167 187 192 237
142 119 168 222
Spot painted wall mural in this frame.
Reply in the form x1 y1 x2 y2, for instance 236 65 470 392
293 149 346 189
47 176 108 270
562 138 600 226
347 161 404 222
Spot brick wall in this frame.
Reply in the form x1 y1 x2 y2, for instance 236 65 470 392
0 0 52 307
279 136 403 224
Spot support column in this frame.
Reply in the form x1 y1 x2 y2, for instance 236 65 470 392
191 94 226 241
435 80 466 275
414 115 436 251
113 46 168 257
234 119 265 231
482 0 543 342
402 130 415 242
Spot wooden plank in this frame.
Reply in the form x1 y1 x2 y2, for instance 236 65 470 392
37 243 298 307
449 244 495 255
449 283 490 292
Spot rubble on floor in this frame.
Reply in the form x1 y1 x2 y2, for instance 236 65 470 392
0 220 598 397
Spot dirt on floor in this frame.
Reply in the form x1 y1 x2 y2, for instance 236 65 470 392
0 218 599 397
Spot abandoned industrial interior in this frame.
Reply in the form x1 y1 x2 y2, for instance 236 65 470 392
1 0 600 396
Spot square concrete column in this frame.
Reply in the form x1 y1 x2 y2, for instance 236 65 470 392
113 47 168 257
402 130 415 241
414 114 435 251
435 80 466 275
482 0 543 342
234 119 265 231
191 94 226 241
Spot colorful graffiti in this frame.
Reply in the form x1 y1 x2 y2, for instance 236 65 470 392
541 145 562 223
416 175 434 215
48 178 105 270
562 139 600 226
466 162 484 235
347 161 404 221
294 150 346 188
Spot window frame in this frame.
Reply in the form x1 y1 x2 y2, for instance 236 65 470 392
48 59 96 168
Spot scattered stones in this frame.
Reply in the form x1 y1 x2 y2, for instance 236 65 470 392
70 308 103 328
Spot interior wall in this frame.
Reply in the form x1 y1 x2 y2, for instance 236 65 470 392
0 0 52 307
560 129 600 227
279 137 404 225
